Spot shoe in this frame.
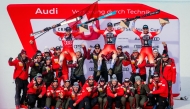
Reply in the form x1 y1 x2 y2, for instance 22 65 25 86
96 70 101 76
108 68 113 75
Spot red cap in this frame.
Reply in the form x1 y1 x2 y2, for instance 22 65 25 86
20 49 26 54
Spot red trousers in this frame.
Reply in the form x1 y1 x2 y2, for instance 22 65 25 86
62 47 76 61
99 44 116 56
138 47 154 64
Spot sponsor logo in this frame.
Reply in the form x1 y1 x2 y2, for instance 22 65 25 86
134 45 142 48
35 8 58 14
57 28 64 31
122 67 129 71
89 60 93 63
106 60 111 64
153 45 159 48
89 67 94 71
89 45 94 48
134 37 160 41
74 45 81 48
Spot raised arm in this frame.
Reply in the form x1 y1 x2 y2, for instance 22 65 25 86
92 23 104 34
8 58 17 66
81 44 87 59
86 48 92 60
53 27 65 38
131 20 142 37
150 23 166 38
162 42 168 52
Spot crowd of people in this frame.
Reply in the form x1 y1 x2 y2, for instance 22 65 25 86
8 19 176 109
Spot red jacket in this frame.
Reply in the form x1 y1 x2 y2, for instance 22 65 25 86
27 79 46 96
62 85 72 99
122 84 135 97
46 85 65 98
131 59 146 75
81 81 98 98
68 88 85 105
160 58 176 83
152 78 168 98
107 82 124 98
8 56 31 80
148 80 158 91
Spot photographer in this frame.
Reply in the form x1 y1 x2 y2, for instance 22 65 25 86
27 73 46 109
8 49 31 109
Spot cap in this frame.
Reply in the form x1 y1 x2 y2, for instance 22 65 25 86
143 25 149 29
117 46 122 50
133 48 138 53
75 48 81 53
53 78 58 83
153 73 159 77
65 27 72 31
111 74 117 81
55 46 61 51
36 73 42 78
88 75 94 80
100 78 105 82
94 44 100 48
44 48 50 53
65 80 70 83
20 49 26 54
124 78 130 82
162 50 169 58
45 56 51 60
36 53 42 56
107 22 113 27
135 76 141 81
36 50 42 53
73 82 79 87
153 48 159 53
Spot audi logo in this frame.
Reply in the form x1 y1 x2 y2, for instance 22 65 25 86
89 45 94 48
89 67 94 71
122 67 129 71
152 37 160 41
134 45 142 48
74 45 81 48
153 45 159 48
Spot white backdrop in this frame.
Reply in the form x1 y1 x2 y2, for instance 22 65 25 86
0 0 190 108
31 19 180 94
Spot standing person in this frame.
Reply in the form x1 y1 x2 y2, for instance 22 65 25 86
130 48 146 83
134 76 150 109
45 78 65 109
51 46 69 84
87 44 108 82
8 49 31 109
92 22 125 75
121 78 135 109
42 56 54 88
69 44 87 85
107 74 124 109
131 18 166 65
97 78 107 109
75 76 98 109
149 76 169 109
30 52 44 81
27 73 46 109
62 80 72 109
68 82 85 109
159 50 176 108
112 46 131 83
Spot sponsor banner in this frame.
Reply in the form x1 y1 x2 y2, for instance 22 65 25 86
7 3 180 95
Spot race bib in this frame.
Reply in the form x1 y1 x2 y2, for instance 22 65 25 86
98 88 103 92
93 55 97 60
35 63 39 66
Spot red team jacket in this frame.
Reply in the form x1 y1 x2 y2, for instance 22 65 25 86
8 57 31 80
148 80 158 91
68 89 85 105
131 59 146 75
27 79 46 96
46 85 65 99
152 77 168 98
107 82 124 98
160 58 176 83
81 81 98 98
63 85 72 99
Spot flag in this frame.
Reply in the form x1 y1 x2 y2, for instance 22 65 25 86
66 1 101 40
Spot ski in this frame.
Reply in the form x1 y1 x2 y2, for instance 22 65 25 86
114 9 160 26
30 16 83 36
77 11 117 27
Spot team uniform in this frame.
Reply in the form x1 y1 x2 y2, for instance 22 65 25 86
97 78 107 109
132 22 163 64
42 63 54 88
8 50 31 108
62 82 72 109
45 83 65 108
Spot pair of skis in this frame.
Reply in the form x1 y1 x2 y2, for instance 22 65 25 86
30 11 117 40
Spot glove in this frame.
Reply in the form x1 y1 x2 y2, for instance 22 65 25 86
44 27 51 31
9 57 13 62
58 67 62 77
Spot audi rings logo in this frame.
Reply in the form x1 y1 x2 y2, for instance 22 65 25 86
152 37 160 41
134 45 142 48
74 45 81 48
153 45 159 49
89 67 94 71
122 67 129 71
122 45 129 48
